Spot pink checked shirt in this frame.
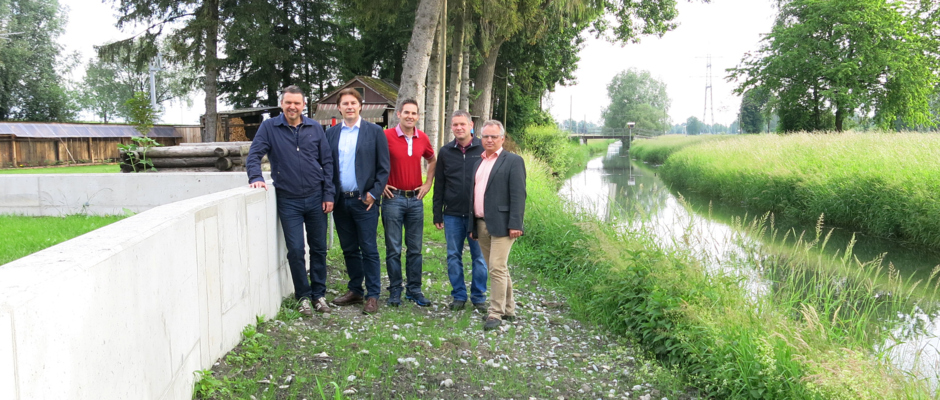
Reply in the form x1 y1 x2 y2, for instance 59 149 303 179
473 148 502 218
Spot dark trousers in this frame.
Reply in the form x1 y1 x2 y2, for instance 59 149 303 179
381 194 425 295
276 192 328 300
332 195 382 299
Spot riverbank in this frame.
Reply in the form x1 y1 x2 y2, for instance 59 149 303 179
632 132 940 248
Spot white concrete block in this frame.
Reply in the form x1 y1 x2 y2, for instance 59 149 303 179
0 175 39 209
0 306 16 400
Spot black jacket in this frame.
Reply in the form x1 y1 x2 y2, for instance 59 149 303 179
469 150 526 237
246 114 334 200
432 138 484 223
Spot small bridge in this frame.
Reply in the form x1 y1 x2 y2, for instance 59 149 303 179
567 128 655 149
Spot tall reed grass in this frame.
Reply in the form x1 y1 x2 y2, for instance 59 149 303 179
629 134 733 164
514 152 934 399
632 132 940 247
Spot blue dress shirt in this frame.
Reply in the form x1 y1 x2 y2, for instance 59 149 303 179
338 117 361 193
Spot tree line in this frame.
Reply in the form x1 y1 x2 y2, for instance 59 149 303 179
730 0 940 133
1 0 705 147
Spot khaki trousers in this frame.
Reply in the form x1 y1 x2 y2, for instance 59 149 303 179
475 219 516 319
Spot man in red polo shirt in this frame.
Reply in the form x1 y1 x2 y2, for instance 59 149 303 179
382 99 437 307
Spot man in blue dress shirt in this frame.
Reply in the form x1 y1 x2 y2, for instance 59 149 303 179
325 88 390 314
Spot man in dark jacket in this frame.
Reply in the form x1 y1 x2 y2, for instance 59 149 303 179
325 88 390 314
432 110 488 313
246 85 334 317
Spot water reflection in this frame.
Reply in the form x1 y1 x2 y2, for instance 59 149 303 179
559 142 940 390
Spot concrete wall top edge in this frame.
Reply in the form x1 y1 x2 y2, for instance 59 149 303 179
0 185 270 304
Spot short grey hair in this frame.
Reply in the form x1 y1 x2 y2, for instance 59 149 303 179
481 119 505 137
279 85 306 104
451 110 472 122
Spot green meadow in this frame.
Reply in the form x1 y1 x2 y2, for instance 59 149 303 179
0 214 126 265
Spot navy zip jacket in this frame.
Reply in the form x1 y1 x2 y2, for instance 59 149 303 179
246 114 335 200
432 137 484 224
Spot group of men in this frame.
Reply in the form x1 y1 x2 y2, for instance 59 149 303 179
246 86 526 331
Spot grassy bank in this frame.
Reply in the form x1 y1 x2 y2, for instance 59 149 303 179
516 152 930 398
0 164 120 174
629 134 732 164
0 214 126 265
632 133 940 247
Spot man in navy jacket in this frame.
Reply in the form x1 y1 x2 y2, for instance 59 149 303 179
246 85 334 317
325 88 390 314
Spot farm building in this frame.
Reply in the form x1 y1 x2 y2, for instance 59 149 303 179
0 122 200 168
201 106 282 142
313 76 399 128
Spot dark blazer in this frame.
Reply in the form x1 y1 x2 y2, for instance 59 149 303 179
325 119 390 203
469 150 526 238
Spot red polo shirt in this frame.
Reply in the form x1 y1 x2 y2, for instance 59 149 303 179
384 125 435 190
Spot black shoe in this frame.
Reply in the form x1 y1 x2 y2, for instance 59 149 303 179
387 290 402 307
449 300 466 311
472 302 487 314
483 317 502 331
405 292 431 307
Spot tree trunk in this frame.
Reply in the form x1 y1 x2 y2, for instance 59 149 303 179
460 44 470 113
835 106 845 132
425 20 442 145
397 0 444 124
202 0 220 143
445 0 466 144
470 39 504 123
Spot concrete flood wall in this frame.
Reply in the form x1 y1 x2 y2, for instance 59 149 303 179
0 172 256 216
0 179 292 399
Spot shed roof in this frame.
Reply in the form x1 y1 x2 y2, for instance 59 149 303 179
0 122 181 138
317 76 400 106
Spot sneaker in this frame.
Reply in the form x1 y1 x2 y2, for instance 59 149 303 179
405 292 431 307
472 302 487 314
387 290 402 307
483 317 502 331
449 300 467 311
313 297 331 314
298 298 313 317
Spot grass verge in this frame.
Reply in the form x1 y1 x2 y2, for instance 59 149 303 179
631 132 940 248
0 164 120 174
629 134 733 165
0 214 126 265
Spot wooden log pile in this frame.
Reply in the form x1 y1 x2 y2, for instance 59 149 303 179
119 141 268 173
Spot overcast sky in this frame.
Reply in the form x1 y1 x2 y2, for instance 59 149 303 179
60 0 777 126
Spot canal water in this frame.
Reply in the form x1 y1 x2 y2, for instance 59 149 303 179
559 142 940 388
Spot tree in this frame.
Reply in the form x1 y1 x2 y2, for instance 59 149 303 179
125 91 157 135
602 69 669 133
103 0 222 142
729 0 940 132
0 0 76 121
79 43 196 123
738 87 768 133
685 116 703 135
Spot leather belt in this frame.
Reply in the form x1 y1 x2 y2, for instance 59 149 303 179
391 189 418 198
340 191 360 199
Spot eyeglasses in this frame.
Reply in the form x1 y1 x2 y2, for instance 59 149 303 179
481 135 503 140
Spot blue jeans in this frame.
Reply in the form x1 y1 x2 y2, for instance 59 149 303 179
332 195 382 299
382 195 425 295
443 214 487 303
276 192 328 300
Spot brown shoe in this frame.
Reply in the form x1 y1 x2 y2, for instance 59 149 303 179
332 291 364 306
363 297 379 314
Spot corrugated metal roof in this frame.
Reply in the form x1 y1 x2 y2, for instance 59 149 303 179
0 122 181 138
314 104 389 126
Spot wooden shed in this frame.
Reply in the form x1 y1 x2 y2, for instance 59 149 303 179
201 106 282 142
313 76 399 128
0 122 192 168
